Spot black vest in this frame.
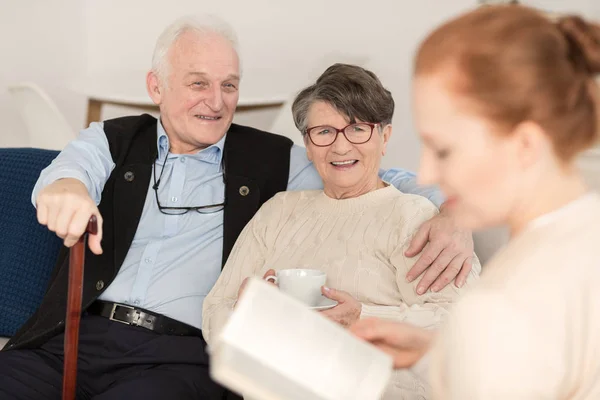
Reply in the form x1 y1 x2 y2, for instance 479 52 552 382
6 114 292 350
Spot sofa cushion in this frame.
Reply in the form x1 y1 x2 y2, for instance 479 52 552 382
0 148 62 337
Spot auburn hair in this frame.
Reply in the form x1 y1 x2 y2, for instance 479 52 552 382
415 5 600 161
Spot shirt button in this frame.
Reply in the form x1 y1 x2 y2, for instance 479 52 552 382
134 299 140 306
171 197 178 202
144 258 152 264
96 280 104 290
180 157 186 163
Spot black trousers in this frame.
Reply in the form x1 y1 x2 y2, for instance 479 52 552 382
0 315 227 400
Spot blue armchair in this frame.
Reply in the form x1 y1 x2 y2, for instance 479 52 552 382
0 148 62 348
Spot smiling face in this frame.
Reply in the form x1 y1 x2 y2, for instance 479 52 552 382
146 30 240 154
413 74 524 230
305 101 391 199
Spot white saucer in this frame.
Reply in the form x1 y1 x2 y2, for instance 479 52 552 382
309 296 338 311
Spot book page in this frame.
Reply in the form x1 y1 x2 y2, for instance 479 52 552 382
210 278 393 400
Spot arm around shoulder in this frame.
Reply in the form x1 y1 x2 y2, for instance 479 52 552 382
380 168 445 208
361 197 476 327
394 196 479 301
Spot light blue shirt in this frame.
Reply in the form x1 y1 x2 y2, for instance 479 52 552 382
32 121 443 329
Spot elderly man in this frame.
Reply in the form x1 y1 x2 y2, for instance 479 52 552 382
0 15 473 400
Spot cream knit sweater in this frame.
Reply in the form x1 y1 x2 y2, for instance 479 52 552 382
429 193 600 399
203 186 481 399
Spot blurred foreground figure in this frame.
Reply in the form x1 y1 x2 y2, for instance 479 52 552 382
353 5 600 399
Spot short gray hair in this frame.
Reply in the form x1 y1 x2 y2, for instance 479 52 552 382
291 63 395 134
151 14 240 84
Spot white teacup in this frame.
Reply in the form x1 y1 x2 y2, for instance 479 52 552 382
266 269 326 307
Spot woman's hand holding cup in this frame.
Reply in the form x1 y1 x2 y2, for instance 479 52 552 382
320 286 362 327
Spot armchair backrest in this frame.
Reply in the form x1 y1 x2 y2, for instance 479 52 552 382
0 148 62 336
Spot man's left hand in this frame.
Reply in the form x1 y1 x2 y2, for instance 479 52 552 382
319 287 362 327
405 207 474 295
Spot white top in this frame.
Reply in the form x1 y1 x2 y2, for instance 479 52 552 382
203 186 481 399
429 193 600 399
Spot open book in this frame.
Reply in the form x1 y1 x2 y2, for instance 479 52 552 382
209 278 393 400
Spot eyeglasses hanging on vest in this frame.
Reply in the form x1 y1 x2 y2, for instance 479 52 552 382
152 148 226 215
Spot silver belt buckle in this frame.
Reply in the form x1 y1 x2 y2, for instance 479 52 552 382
109 303 136 325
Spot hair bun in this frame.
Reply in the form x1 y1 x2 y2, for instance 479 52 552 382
556 15 600 75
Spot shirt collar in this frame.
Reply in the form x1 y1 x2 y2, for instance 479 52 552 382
156 117 226 165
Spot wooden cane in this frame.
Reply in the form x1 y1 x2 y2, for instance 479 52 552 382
62 215 98 400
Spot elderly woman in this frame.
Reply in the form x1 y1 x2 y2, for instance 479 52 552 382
202 64 480 399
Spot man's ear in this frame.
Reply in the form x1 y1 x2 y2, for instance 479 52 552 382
146 71 163 105
381 124 392 156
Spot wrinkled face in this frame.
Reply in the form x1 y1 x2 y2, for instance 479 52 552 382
304 101 391 197
413 74 523 230
147 30 240 153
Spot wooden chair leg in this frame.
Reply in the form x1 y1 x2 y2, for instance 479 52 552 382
62 216 97 400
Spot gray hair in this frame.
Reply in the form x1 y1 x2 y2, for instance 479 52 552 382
291 63 395 134
151 14 240 85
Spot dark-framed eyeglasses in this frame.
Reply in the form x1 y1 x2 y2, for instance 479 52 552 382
152 149 225 215
304 122 380 147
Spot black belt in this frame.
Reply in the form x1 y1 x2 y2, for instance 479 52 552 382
87 301 203 337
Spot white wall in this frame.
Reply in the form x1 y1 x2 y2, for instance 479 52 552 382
1 0 598 168
523 0 595 15
0 0 86 147
3 0 596 163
